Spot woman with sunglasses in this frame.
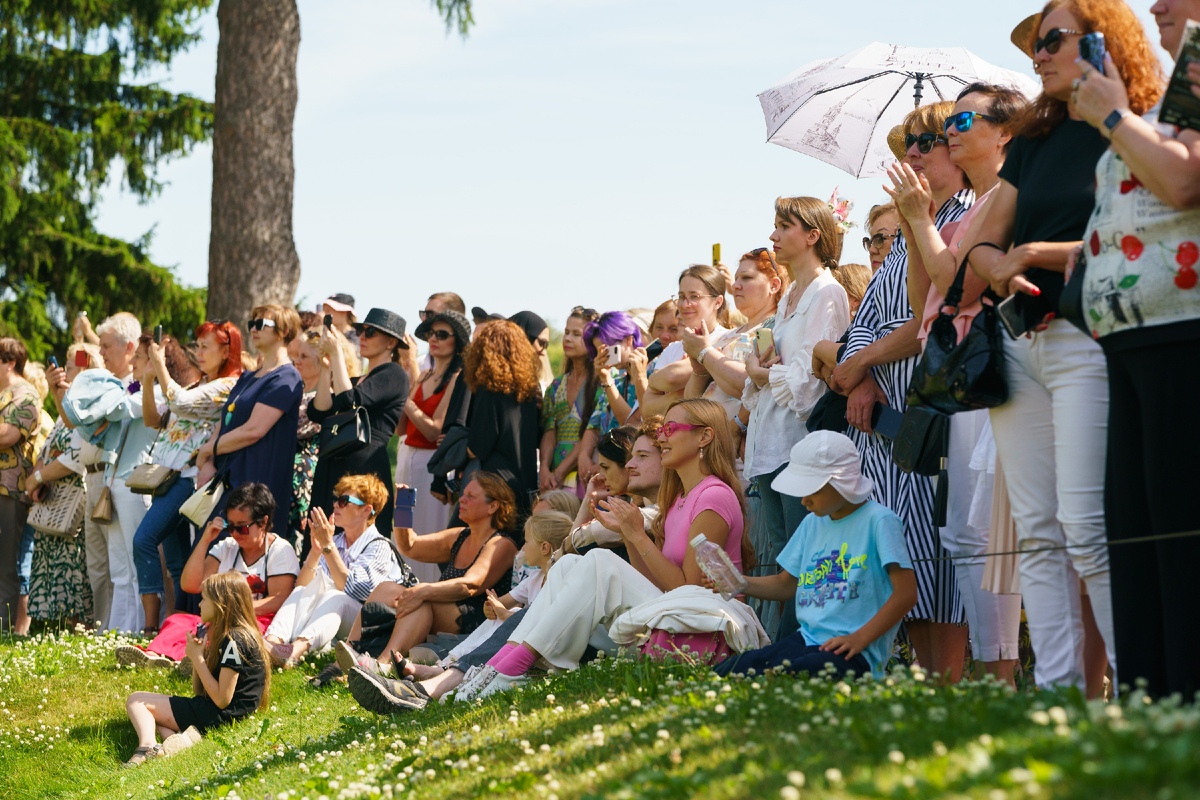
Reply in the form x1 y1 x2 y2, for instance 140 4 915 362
508 310 554 392
132 322 244 635
967 1 1161 694
117 482 300 668
196 305 304 536
394 309 471 583
641 266 730 420
1048 0 1194 699
826 102 974 681
460 399 754 698
265 474 414 666
307 308 411 559
887 83 1030 688
539 307 605 496
863 203 901 272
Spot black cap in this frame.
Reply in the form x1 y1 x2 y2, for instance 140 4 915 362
507 310 548 343
354 308 409 348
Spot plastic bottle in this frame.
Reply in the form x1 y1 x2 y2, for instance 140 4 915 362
690 533 748 600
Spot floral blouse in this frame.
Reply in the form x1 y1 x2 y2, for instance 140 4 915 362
152 376 238 478
541 373 605 470
0 382 43 500
588 368 637 434
41 420 85 490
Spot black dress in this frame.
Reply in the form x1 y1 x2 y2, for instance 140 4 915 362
466 387 540 517
308 362 408 547
441 527 513 634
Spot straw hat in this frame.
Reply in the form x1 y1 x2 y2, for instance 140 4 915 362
1011 13 1040 59
886 125 907 161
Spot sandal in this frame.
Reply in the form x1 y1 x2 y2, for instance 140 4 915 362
390 651 410 677
309 661 344 689
123 744 164 767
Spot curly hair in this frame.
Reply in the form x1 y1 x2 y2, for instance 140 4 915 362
1017 0 1164 139
462 320 541 403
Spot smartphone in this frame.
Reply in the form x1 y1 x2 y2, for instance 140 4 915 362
755 328 774 357
712 243 721 266
1078 32 1106 73
871 404 905 439
605 344 622 367
195 622 208 640
48 356 58 370
393 487 417 528
153 325 162 345
996 294 1032 339
74 350 89 368
323 314 333 329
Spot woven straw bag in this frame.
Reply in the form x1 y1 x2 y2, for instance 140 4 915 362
28 483 87 540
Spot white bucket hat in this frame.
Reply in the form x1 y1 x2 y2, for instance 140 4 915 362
770 431 874 504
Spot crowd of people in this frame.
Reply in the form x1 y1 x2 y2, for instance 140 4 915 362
0 0 1196 768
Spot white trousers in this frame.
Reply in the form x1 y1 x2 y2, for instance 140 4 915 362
265 576 360 651
105 483 150 633
83 473 113 628
511 549 662 670
941 410 1021 662
989 320 1114 690
394 442 450 584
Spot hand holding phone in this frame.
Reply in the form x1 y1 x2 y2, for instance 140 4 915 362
754 328 775 359
1078 32 1106 73
48 356 58 370
605 344 623 367
153 325 163 345
393 486 416 528
323 314 333 330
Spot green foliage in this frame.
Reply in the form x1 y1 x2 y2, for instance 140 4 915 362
0 0 212 359
432 0 475 37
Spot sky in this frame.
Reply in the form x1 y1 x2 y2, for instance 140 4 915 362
93 0 1168 330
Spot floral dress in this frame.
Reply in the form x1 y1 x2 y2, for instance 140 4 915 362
153 377 238 478
541 373 605 485
289 389 319 544
27 420 94 622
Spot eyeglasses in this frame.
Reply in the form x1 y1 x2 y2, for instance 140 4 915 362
334 494 366 508
904 132 949 154
944 111 999 134
247 318 276 331
862 232 897 252
657 421 707 439
571 306 599 321
427 329 453 341
1034 28 1082 56
676 294 718 306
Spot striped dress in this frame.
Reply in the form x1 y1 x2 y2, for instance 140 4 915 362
841 189 973 623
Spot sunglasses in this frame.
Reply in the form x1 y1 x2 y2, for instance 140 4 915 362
533 337 550 351
750 247 781 275
943 111 999 134
571 306 599 321
1034 27 1081 56
226 521 260 535
247 318 276 331
427 329 454 341
862 232 897 252
359 326 382 339
334 494 366 508
657 421 706 439
418 310 434 320
904 132 949 154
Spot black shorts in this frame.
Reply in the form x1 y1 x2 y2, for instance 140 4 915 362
169 694 226 735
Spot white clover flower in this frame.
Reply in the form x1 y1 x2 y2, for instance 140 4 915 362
1030 710 1051 726
780 787 800 800
715 704 726 714
1049 706 1068 725
825 767 843 784
888 750 905 764
786 770 805 787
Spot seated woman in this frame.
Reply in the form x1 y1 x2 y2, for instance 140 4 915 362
264 473 414 666
116 482 300 668
346 472 520 674
463 398 756 699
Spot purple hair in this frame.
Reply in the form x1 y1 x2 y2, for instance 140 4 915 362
583 311 644 359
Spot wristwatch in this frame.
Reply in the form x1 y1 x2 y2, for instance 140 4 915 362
321 544 334 555
1103 108 1130 136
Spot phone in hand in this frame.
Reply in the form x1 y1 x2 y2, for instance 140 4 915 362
754 328 774 358
74 350 89 368
605 344 622 367
48 356 58 370
393 486 417 528
712 243 721 266
1078 32 1106 73
996 294 1034 339
153 325 162 345
195 623 208 640
871 404 905 439
323 314 333 330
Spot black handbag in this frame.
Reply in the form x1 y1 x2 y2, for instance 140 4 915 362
428 425 471 476
318 405 370 459
906 253 1008 414
891 406 949 477
1057 248 1092 337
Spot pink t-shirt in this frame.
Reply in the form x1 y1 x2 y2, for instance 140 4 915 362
661 475 744 572
917 185 997 347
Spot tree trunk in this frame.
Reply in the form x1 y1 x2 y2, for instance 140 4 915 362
207 0 301 342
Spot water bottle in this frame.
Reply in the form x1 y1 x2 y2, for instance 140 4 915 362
690 533 748 600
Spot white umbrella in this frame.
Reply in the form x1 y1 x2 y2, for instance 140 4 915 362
759 42 1040 178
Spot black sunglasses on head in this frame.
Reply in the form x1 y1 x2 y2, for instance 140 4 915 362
904 132 949 154
1034 27 1082 56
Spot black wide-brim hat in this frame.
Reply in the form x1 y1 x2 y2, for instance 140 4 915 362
414 309 472 352
354 307 409 348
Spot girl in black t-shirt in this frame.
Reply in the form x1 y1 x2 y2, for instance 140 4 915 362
123 572 271 767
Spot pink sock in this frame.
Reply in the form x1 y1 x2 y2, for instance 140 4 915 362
486 643 518 669
491 643 539 677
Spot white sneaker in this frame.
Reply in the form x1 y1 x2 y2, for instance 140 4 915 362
453 665 498 703
161 725 202 756
115 645 174 669
477 671 526 700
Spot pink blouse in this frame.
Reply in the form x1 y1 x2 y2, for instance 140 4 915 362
917 185 997 347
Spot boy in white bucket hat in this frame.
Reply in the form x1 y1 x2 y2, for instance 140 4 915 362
713 431 917 678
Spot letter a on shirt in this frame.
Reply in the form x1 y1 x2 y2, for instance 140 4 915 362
221 638 243 667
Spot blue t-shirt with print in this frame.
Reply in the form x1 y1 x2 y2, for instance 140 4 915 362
777 500 911 675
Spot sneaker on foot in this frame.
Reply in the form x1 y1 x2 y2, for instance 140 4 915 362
123 743 163 767
115 645 174 669
162 725 201 756
347 667 428 715
335 640 387 676
477 671 525 700
453 665 499 703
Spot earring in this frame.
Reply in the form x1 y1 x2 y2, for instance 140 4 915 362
699 447 705 460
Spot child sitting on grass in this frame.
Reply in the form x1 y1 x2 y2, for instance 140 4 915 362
123 571 271 766
713 431 917 678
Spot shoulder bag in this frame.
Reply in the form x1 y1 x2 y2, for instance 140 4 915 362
28 482 87 540
906 248 1008 415
179 470 228 527
318 404 370 460
90 422 130 524
126 412 180 497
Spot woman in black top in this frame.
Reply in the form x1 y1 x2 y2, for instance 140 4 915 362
967 0 1160 696
309 308 410 558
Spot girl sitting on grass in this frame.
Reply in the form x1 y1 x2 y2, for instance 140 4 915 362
123 571 271 767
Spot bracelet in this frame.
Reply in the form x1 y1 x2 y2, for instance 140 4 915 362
640 544 654 558
733 416 748 433
697 346 712 365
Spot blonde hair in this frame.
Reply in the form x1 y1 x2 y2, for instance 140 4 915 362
196 572 271 709
66 343 102 370
774 197 843 270
866 202 898 230
524 511 573 552
832 263 872 309
23 363 48 402
535 489 582 518
678 265 730 327
251 304 302 344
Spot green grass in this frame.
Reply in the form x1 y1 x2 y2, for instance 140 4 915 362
1 630 1198 800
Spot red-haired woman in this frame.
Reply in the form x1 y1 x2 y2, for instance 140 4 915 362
133 321 244 634
968 0 1163 693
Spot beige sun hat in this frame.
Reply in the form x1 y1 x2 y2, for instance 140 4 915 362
886 125 907 161
1011 13 1041 59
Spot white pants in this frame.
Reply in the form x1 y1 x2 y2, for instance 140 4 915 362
394 442 450 584
265 575 360 652
83 473 113 628
511 549 662 670
941 411 1021 662
989 320 1114 690
104 483 150 633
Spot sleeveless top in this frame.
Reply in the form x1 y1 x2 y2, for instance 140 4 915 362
405 381 447 449
441 527 514 634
